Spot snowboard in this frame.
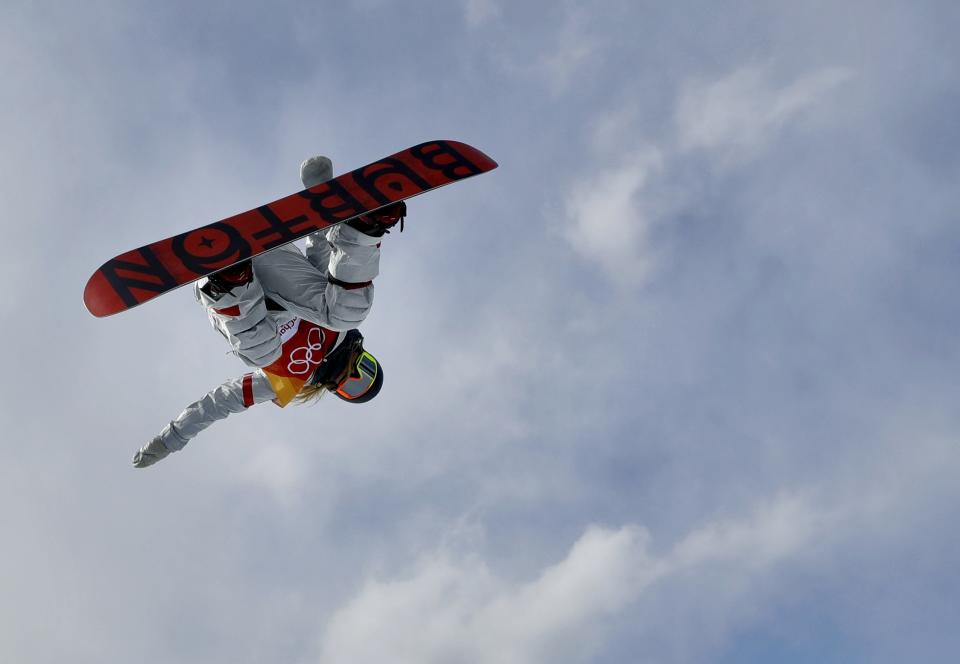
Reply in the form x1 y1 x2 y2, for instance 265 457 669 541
84 140 498 317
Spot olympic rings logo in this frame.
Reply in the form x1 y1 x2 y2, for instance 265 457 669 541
286 327 327 375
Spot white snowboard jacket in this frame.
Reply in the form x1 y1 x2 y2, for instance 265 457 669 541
156 223 382 453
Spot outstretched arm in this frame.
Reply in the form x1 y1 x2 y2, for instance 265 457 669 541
132 372 277 468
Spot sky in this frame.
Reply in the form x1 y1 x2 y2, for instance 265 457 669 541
2 1 959 662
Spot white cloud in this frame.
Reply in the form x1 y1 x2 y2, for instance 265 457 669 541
493 6 600 95
234 439 309 505
317 493 824 664
588 104 641 156
563 148 665 287
563 63 854 287
464 0 501 28
676 65 855 162
4 3 959 663
539 41 596 95
670 493 822 569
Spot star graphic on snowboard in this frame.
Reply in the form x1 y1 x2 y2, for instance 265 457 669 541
197 235 216 249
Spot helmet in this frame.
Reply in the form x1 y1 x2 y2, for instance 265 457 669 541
310 329 383 404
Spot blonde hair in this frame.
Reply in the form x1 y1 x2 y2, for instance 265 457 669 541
295 342 362 404
293 382 333 405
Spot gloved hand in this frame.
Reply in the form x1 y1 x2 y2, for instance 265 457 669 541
132 436 172 468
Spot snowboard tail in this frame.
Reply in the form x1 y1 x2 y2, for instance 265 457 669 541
84 140 497 317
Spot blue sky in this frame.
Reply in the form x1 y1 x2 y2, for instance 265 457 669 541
2 1 959 662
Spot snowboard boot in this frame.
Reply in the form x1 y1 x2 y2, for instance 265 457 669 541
347 201 407 237
132 436 172 468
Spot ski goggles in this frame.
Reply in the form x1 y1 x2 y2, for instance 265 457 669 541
335 350 379 400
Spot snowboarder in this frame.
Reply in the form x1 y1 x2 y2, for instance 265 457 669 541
132 156 406 468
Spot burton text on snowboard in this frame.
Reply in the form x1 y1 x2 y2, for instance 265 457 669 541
84 140 497 317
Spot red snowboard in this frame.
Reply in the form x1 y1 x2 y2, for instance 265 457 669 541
84 140 497 317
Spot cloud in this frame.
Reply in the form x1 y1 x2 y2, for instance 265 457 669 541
538 40 596 95
562 148 665 287
234 439 309 504
317 493 824 664
539 8 600 95
492 5 600 95
5 3 960 663
464 0 501 28
675 65 855 162
562 64 854 287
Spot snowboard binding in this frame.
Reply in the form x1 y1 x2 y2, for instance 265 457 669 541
203 260 254 298
348 201 407 236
